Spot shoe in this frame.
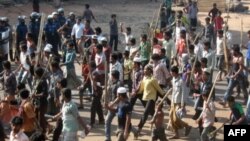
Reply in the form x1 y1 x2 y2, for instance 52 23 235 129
133 130 139 139
185 126 192 136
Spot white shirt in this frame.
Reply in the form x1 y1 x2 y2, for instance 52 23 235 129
110 61 123 82
163 39 176 59
194 42 203 61
202 49 215 70
175 26 186 43
20 51 30 70
172 76 184 104
10 131 29 141
216 37 224 55
202 100 216 127
95 52 106 74
71 23 85 39
123 33 134 50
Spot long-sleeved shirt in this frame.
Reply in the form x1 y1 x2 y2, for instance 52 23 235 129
0 71 16 95
202 100 215 128
110 61 123 82
139 76 164 101
65 49 76 70
162 39 176 59
153 62 171 86
132 68 143 94
172 76 184 104
71 23 85 39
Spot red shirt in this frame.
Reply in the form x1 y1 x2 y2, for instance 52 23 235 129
82 64 89 80
214 16 223 31
176 38 187 56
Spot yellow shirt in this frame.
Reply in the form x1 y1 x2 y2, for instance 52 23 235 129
123 58 133 80
139 76 164 101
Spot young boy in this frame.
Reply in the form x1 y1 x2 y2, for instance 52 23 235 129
0 61 17 101
149 101 168 141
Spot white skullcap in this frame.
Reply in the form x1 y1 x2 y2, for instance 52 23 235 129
44 44 52 52
101 37 107 42
133 57 141 63
117 87 127 94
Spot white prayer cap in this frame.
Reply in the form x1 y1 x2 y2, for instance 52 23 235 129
69 12 74 16
117 87 127 94
182 53 189 63
44 44 52 52
133 57 141 63
92 35 98 39
101 37 107 42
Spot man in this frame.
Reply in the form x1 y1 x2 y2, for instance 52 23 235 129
169 66 192 139
44 15 60 56
220 46 248 106
162 31 176 64
227 96 248 125
57 8 66 27
10 116 29 141
120 23 133 51
16 16 28 60
71 17 85 54
19 89 36 137
0 61 17 101
110 53 123 83
216 30 226 80
138 34 151 68
28 12 40 44
208 3 219 21
0 17 10 69
203 17 214 46
187 2 198 28
109 14 119 51
82 4 97 23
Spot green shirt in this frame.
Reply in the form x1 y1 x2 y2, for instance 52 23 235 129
139 41 151 61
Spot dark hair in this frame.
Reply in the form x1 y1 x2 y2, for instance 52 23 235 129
130 38 136 45
153 37 158 44
95 27 102 34
26 32 34 39
141 34 147 40
19 89 30 99
50 61 60 69
233 45 240 53
195 61 201 68
205 17 210 21
3 61 11 70
124 50 129 57
62 88 71 100
204 41 211 48
180 30 186 34
35 67 44 77
160 48 166 54
68 41 74 47
85 4 90 9
111 14 116 18
171 66 179 73
59 78 67 88
151 54 161 60
111 70 120 79
164 31 172 38
111 53 118 61
96 44 103 51
9 100 18 106
189 44 194 50
227 96 235 103
201 57 208 65
126 27 131 32
11 116 23 126
20 43 27 51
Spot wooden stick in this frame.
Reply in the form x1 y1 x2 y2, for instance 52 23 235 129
208 119 231 139
240 17 243 46
35 13 46 68
197 71 222 121
103 60 108 105
150 88 173 129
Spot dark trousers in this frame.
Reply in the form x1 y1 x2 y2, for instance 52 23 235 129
52 118 63 141
190 18 197 27
138 100 155 129
109 35 118 51
130 94 146 110
35 104 47 133
91 94 104 125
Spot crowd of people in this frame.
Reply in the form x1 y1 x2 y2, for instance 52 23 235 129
0 0 250 141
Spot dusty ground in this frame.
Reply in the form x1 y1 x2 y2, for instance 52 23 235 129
1 0 250 141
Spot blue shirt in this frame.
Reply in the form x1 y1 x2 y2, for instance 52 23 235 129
246 41 250 59
65 49 76 70
16 23 28 43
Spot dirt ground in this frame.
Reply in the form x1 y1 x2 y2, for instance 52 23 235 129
1 0 250 141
